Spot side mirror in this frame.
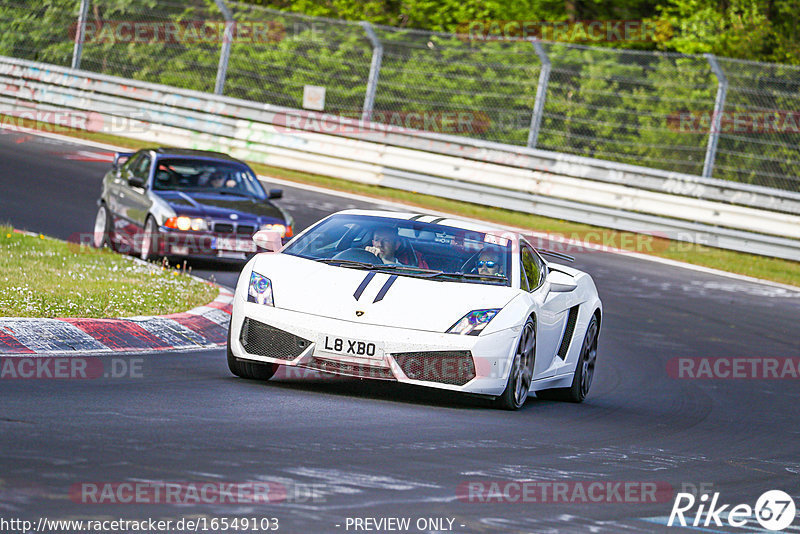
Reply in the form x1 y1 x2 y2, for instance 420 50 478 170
268 188 283 200
548 270 577 293
128 175 146 189
252 229 283 252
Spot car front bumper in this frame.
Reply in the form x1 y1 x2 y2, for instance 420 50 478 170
229 295 521 396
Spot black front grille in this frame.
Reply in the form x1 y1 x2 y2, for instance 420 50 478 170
214 223 234 234
393 351 476 385
239 318 311 361
236 224 256 236
557 306 580 360
306 357 395 380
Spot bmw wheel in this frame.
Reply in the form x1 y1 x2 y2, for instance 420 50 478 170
140 216 160 261
496 317 536 410
93 203 113 249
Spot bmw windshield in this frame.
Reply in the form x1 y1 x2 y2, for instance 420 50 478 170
283 214 512 286
151 158 267 199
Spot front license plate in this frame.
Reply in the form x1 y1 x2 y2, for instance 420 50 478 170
214 237 256 253
316 335 384 360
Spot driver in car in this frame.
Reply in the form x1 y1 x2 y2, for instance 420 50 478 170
477 248 503 276
366 226 428 268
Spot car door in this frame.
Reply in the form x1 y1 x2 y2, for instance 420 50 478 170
107 151 143 249
521 242 568 380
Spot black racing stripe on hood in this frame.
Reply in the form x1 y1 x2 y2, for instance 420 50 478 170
373 275 398 303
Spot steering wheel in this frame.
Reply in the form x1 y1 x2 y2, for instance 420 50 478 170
332 247 384 264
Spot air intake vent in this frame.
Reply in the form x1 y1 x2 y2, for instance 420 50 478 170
557 306 580 360
214 223 234 234
306 357 395 380
236 224 256 235
239 318 310 360
393 351 476 385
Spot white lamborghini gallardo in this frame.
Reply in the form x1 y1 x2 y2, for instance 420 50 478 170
227 210 602 410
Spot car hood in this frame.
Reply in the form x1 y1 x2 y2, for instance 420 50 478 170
251 253 518 332
156 191 284 221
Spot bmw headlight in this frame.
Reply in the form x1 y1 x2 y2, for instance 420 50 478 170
447 309 500 336
260 223 292 238
165 216 207 231
247 271 274 306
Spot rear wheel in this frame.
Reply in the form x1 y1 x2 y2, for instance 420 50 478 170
226 320 278 380
93 204 113 249
495 317 536 410
537 315 599 403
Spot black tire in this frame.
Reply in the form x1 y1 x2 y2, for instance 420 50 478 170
226 320 278 380
536 314 599 403
140 216 160 261
495 317 536 410
93 203 113 249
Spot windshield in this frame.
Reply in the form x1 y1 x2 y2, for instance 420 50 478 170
283 214 512 286
151 158 266 199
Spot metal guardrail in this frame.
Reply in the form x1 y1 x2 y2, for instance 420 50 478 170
1 55 799 261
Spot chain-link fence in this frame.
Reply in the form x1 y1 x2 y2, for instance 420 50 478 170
2 0 799 192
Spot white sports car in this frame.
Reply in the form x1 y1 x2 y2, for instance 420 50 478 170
227 209 602 410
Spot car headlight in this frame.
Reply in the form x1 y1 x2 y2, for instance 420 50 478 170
247 271 274 306
447 309 500 336
260 223 292 238
165 216 207 231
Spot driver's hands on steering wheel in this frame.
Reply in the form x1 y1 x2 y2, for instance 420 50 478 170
365 245 381 257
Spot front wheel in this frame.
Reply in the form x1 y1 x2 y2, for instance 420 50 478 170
93 203 113 249
226 320 278 380
537 315 599 403
140 216 160 261
495 317 536 410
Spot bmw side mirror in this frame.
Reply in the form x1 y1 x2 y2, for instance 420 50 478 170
128 175 146 189
268 188 283 200
252 229 282 252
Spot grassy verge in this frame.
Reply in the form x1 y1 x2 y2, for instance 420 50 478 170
0 227 219 318
4 115 799 287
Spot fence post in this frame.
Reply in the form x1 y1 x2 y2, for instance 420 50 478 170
71 0 90 70
213 0 234 95
527 41 551 148
360 21 383 121
703 53 728 178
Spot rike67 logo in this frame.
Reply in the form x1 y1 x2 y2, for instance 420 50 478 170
669 490 796 531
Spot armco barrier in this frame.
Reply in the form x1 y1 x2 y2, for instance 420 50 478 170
1 55 798 261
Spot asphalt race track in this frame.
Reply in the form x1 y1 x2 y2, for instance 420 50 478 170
1 130 799 533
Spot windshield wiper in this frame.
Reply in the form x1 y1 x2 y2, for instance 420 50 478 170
210 190 254 198
316 258 381 269
431 272 509 283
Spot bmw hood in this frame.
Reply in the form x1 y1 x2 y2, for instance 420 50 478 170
249 254 518 333
156 191 285 221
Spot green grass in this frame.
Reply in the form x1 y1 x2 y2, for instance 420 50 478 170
0 227 219 318
4 113 799 287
